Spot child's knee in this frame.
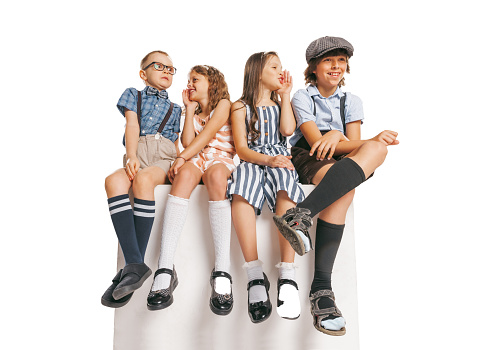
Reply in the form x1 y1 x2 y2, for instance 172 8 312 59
132 171 155 191
364 140 388 159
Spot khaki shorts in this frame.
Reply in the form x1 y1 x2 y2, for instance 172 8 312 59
123 135 177 173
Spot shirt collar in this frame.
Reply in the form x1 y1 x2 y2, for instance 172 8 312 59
307 84 344 99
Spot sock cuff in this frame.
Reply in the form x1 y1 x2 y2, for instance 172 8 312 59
275 262 297 270
134 197 155 206
317 218 345 230
133 197 155 217
243 259 263 269
108 194 132 215
108 194 129 204
343 157 366 182
208 199 231 209
168 194 189 205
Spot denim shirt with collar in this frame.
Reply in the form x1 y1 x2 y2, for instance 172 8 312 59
290 85 364 146
117 86 181 144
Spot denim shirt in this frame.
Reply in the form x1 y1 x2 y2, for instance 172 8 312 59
290 85 364 146
117 86 181 144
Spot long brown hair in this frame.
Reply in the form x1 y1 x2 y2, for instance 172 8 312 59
304 48 350 87
190 65 230 114
236 52 279 142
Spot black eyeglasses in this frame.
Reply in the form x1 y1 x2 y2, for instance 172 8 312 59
143 62 177 75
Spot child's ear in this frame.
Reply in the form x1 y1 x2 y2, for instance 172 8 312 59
139 70 147 81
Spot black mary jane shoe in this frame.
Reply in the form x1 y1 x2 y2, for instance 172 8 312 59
247 273 272 324
209 269 233 316
112 263 151 300
101 269 133 308
147 267 179 311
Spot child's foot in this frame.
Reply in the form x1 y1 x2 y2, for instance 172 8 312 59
310 289 346 336
247 273 272 323
112 262 151 300
209 270 234 316
101 269 133 308
147 267 178 311
273 207 313 256
276 279 301 319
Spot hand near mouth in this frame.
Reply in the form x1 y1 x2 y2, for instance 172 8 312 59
182 89 199 110
277 69 293 96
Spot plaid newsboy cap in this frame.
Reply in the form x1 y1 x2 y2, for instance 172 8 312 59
305 36 354 63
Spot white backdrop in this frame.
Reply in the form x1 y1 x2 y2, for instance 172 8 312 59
1 0 490 349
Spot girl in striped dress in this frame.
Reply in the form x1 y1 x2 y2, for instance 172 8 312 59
228 52 305 323
147 65 236 316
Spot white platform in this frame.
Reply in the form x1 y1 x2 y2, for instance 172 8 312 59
114 185 359 350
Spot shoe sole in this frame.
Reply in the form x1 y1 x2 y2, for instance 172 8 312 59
209 301 233 316
147 277 179 311
314 324 346 336
101 293 133 308
113 269 152 300
273 215 306 256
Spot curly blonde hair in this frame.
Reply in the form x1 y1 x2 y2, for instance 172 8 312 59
189 65 230 114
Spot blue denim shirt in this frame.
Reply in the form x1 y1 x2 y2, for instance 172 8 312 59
117 86 181 144
290 85 364 146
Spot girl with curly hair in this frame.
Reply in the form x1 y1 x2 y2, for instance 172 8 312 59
147 65 236 316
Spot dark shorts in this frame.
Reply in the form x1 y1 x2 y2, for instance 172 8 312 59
291 146 346 184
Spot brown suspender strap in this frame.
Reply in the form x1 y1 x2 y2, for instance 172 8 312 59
156 102 175 134
137 91 142 128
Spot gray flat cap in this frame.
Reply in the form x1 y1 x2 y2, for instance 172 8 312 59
305 36 354 63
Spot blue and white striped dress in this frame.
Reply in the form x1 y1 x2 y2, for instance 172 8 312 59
228 103 304 214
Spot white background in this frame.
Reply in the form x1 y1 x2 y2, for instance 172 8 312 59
1 0 490 349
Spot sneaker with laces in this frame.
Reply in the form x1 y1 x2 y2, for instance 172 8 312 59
273 207 313 256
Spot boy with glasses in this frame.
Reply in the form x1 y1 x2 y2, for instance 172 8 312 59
101 50 181 308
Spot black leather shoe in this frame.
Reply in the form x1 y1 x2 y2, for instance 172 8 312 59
112 263 151 300
247 273 272 323
147 267 179 311
209 269 233 316
101 269 133 308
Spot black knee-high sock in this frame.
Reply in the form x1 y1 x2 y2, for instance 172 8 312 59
297 158 366 217
133 198 156 259
108 194 142 264
310 219 344 294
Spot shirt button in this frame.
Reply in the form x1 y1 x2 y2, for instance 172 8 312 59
155 104 158 107
149 117 153 120
265 132 269 136
262 107 266 110
264 119 268 123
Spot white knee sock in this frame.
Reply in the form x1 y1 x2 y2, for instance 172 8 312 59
152 194 189 291
276 262 301 319
244 260 268 303
209 200 232 294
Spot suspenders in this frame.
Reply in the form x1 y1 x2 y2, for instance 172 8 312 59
137 90 175 137
311 94 347 135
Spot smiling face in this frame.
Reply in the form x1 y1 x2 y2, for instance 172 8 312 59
187 71 209 103
260 55 284 91
314 55 348 96
139 52 174 91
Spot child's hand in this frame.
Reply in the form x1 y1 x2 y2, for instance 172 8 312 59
310 130 347 161
268 155 294 171
167 157 186 183
182 89 199 111
125 157 140 181
371 130 399 146
277 70 293 96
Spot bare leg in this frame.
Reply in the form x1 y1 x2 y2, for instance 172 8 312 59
231 194 258 262
275 190 296 263
105 168 132 198
132 166 167 200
